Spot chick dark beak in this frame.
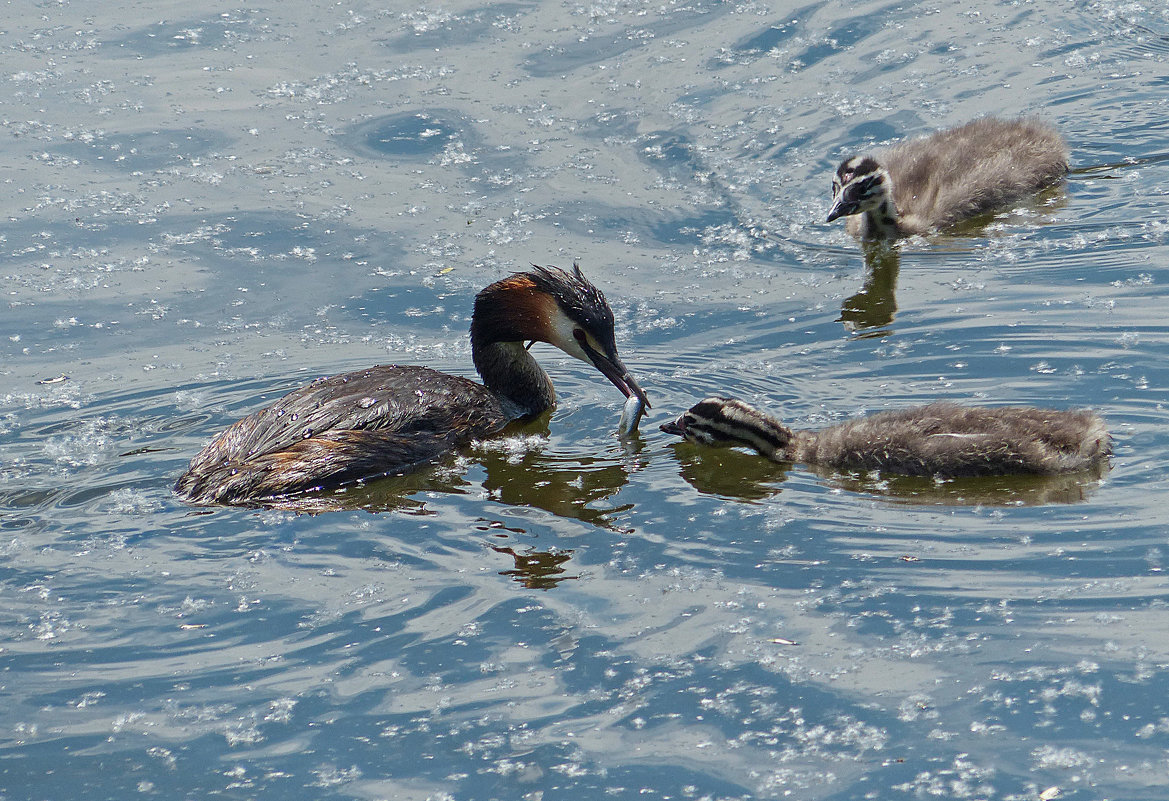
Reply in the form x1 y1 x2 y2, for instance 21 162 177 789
826 193 859 223
659 417 685 436
581 342 651 409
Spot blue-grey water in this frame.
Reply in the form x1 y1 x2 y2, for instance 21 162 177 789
3 2 1169 799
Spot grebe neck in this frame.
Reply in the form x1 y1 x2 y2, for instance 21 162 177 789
473 339 555 416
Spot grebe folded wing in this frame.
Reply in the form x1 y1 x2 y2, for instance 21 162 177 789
175 366 511 503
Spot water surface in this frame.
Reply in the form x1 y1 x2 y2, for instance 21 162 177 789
3 1 1169 799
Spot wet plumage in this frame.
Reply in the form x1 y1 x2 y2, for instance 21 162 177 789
662 398 1110 477
176 265 649 506
827 117 1069 239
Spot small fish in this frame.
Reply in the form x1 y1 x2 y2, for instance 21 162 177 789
618 394 645 436
37 374 69 385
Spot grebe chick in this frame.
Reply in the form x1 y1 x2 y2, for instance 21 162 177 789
662 398 1110 477
176 264 650 506
827 117 1069 239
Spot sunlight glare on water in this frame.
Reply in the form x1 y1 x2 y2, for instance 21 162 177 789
2 1 1169 799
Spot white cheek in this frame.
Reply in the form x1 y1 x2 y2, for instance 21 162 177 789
548 309 590 362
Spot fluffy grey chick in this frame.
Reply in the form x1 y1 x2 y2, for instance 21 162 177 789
827 117 1069 239
662 397 1110 477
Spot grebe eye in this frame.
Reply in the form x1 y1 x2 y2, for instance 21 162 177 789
574 328 604 354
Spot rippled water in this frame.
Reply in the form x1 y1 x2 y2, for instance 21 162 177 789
4 1 1169 799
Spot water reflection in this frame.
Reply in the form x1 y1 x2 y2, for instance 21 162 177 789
664 441 791 501
491 545 578 589
208 414 641 527
473 518 580 589
479 445 636 530
835 181 1069 336
814 462 1111 506
839 242 900 335
243 418 645 589
664 441 1109 506
238 464 465 515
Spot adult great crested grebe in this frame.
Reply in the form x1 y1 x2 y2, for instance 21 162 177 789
176 264 649 506
827 117 1068 239
661 397 1110 477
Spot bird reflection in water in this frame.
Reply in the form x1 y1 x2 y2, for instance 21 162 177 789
478 436 643 530
836 178 1069 338
473 428 645 586
235 416 643 586
839 241 900 336
228 410 645 521
492 544 577 589
815 462 1110 507
475 519 579 589
665 438 792 502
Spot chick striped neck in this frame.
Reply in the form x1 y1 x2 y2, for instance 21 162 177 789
683 398 795 460
859 192 900 239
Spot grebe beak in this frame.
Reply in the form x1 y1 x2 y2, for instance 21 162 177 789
579 341 651 409
659 416 685 436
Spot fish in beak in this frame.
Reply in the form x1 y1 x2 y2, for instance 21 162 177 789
579 338 651 409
